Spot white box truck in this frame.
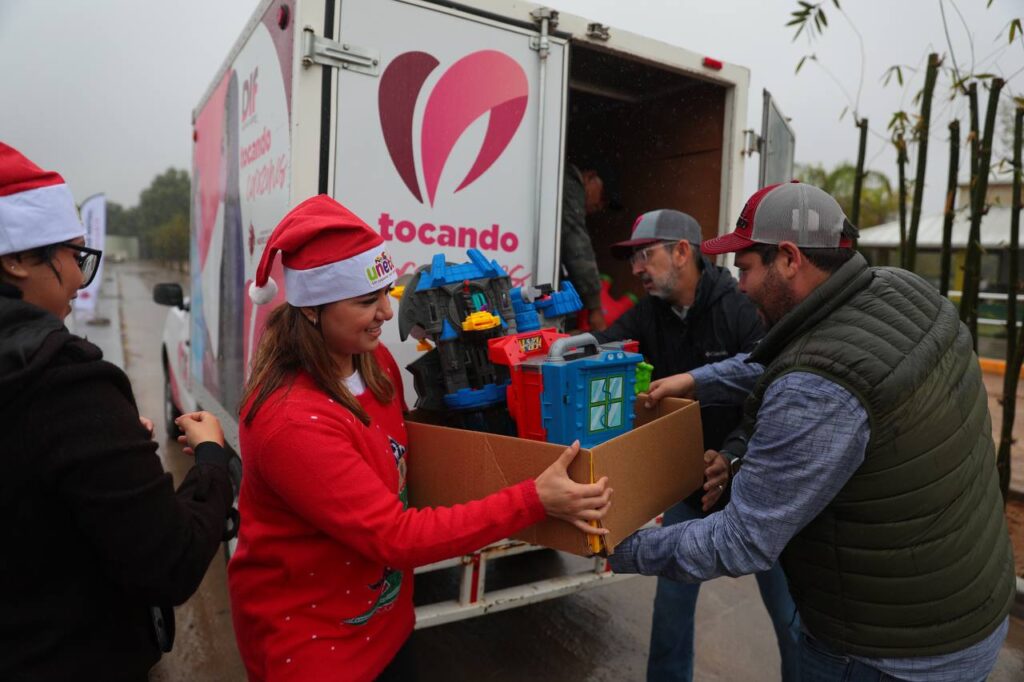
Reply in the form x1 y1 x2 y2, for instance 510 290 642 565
155 0 794 627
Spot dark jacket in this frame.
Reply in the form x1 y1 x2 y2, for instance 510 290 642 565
595 258 763 450
0 283 233 682
561 165 603 311
740 255 1014 656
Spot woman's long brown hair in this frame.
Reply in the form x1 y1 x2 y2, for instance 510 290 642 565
241 304 394 426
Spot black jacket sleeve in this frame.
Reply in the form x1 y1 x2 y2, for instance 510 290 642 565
594 303 644 345
34 362 233 606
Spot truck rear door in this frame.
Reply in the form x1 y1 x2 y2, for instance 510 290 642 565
759 89 797 187
324 0 567 388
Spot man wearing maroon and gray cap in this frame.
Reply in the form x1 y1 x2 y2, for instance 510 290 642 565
612 182 1015 681
595 209 799 682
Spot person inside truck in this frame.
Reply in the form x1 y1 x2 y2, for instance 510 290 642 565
233 194 613 682
592 209 801 682
561 159 620 332
0 142 236 681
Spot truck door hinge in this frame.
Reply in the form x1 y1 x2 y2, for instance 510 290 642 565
586 23 610 41
742 129 763 157
529 7 558 52
301 28 379 77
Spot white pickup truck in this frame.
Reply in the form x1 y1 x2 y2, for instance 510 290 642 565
154 0 794 627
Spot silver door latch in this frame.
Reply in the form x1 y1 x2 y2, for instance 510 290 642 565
301 27 380 77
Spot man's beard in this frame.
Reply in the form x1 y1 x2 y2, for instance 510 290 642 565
645 266 680 301
756 264 798 329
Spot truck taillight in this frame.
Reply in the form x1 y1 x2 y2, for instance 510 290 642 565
702 56 723 71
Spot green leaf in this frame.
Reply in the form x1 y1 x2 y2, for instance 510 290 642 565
798 1 814 9
814 12 822 31
786 16 804 26
796 55 808 74
838 105 849 122
819 8 828 27
882 65 904 87
1011 19 1022 44
832 0 841 8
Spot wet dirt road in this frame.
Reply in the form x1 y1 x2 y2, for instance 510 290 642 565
106 261 1022 681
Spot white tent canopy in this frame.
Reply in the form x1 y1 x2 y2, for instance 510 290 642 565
857 207 1016 249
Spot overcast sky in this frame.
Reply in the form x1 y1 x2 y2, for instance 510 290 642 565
2 0 1022 221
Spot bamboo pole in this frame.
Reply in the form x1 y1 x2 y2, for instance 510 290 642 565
851 117 869 237
997 105 1024 503
896 134 908 268
960 83 982 346
968 79 1005 342
906 53 940 272
940 120 960 298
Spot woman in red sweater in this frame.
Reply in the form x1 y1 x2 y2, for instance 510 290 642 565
230 195 612 681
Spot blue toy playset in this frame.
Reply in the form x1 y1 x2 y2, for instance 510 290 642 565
539 334 642 448
396 248 581 426
490 331 643 448
397 249 642 446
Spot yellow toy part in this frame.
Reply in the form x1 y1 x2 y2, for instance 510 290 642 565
416 338 434 352
461 311 501 332
390 285 405 300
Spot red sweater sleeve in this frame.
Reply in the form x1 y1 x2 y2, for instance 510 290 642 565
258 414 546 569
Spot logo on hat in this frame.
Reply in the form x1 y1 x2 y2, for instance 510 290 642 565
366 251 396 285
378 50 528 207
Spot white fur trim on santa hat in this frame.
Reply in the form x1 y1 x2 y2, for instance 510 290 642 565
248 277 279 305
284 243 398 307
0 183 84 256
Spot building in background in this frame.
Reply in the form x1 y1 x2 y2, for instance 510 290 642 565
858 181 1019 358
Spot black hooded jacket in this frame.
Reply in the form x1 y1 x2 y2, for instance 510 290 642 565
595 258 764 451
0 283 233 682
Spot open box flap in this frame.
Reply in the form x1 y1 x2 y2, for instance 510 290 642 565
592 398 704 554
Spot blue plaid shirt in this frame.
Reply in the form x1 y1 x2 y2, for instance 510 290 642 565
609 356 1007 681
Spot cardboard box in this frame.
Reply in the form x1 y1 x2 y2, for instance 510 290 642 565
407 397 704 556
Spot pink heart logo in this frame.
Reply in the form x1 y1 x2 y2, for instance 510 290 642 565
378 50 528 207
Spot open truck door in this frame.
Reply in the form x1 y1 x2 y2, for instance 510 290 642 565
320 0 569 391
758 88 796 188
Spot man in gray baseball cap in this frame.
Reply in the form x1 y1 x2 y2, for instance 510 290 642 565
595 209 801 682
613 182 1015 681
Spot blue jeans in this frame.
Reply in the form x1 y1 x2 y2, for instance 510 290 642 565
799 632 899 681
647 501 802 682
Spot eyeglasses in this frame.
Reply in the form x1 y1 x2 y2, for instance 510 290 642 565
629 241 678 267
59 242 103 289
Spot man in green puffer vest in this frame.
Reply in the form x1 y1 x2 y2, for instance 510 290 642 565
608 181 1015 681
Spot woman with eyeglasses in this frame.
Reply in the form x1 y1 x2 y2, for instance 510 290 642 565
0 143 235 681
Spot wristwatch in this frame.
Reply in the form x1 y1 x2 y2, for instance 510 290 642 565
721 450 743 480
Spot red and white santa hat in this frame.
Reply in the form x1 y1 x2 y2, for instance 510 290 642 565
0 143 84 256
250 194 398 307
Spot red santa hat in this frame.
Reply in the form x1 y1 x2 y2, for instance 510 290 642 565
0 143 84 256
250 195 398 307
